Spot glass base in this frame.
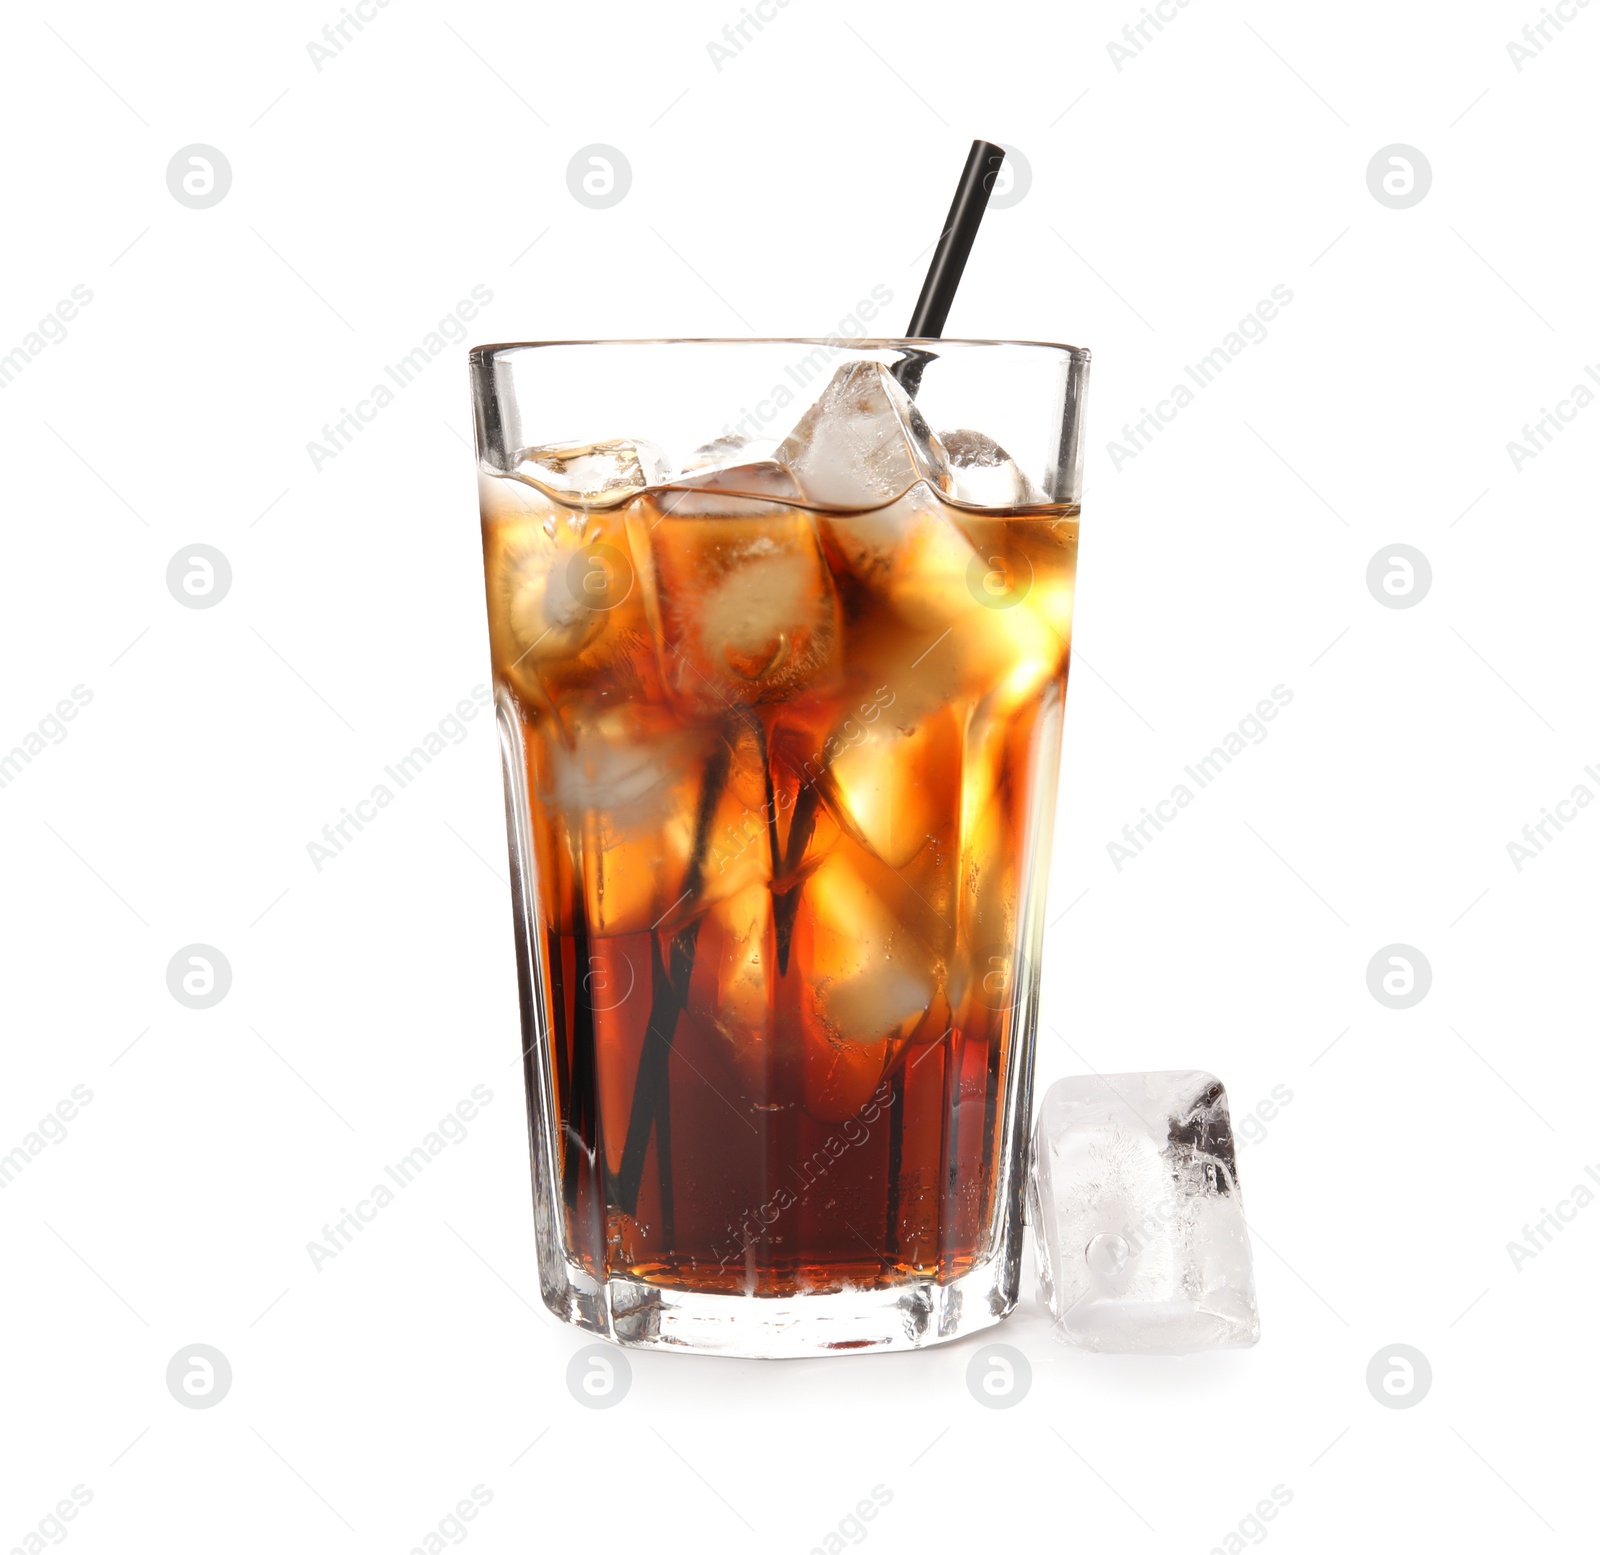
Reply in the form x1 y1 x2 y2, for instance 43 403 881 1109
545 1258 1017 1359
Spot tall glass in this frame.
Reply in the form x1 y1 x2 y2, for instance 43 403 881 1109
470 339 1088 1357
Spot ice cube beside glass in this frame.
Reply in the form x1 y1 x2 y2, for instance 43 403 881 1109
1030 1070 1261 1353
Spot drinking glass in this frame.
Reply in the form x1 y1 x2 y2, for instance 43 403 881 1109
470 338 1088 1357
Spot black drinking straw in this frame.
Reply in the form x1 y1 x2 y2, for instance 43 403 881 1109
906 139 1007 337
611 141 1009 1226
888 141 1005 1252
781 138 1009 966
894 139 1005 396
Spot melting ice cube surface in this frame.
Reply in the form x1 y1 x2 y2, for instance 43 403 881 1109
773 360 951 507
1030 1070 1261 1353
510 438 669 507
939 427 1048 507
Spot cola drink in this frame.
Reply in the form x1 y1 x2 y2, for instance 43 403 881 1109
472 342 1086 1354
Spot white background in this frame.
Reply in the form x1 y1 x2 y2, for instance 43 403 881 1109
2 1 1596 1551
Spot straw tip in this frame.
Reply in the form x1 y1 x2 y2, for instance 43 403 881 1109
903 140 1011 343
973 138 1007 170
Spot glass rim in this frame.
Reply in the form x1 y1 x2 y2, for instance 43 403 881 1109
470 337 1090 362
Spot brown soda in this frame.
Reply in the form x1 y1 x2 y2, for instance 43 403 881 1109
482 471 1076 1297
